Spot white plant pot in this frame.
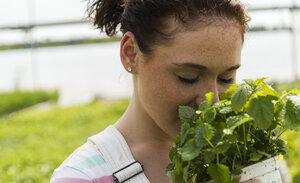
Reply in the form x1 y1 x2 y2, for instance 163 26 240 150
206 156 282 183
240 156 282 183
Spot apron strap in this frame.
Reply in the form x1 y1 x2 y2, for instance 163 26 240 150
88 126 149 183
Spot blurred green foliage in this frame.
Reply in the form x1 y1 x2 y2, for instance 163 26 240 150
0 98 129 183
272 80 300 94
282 130 300 183
0 90 59 116
272 80 300 183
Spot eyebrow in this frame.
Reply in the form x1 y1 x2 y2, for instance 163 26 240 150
172 62 240 72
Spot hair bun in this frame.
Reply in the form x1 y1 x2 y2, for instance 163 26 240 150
87 0 125 36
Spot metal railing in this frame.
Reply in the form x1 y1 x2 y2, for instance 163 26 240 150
0 6 299 31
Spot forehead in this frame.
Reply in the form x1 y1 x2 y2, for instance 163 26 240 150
178 23 241 55
151 21 243 70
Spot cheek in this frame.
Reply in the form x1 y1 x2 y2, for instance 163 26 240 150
140 68 191 119
157 77 195 122
159 73 188 99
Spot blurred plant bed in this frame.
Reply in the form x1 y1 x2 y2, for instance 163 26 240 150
0 90 59 116
272 80 300 94
0 98 129 183
270 79 300 183
282 130 300 183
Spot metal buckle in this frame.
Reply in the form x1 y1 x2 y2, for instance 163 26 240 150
112 161 144 183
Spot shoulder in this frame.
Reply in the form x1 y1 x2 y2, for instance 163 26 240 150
50 141 115 183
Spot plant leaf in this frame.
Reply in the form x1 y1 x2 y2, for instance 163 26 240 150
231 83 254 112
219 106 233 114
257 150 271 158
166 169 184 183
224 84 239 97
230 177 240 183
207 164 230 183
220 84 239 100
253 77 267 86
249 153 264 162
179 106 195 124
181 139 200 161
288 95 300 121
205 107 217 123
215 140 231 154
261 82 279 99
213 101 226 110
243 79 255 84
198 92 214 111
246 96 274 130
288 89 300 95
226 115 253 131
166 163 174 173
274 101 284 118
195 123 215 145
169 147 175 161
280 98 300 131
180 123 190 145
203 149 216 163
275 139 289 154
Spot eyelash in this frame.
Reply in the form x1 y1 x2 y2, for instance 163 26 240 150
218 78 234 84
178 76 233 84
178 76 198 84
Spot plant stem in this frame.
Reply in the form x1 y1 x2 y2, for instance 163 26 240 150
249 131 263 143
232 155 236 170
205 138 215 149
205 138 217 165
243 124 247 163
235 143 242 159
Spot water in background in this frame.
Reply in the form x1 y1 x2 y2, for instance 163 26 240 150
0 30 298 106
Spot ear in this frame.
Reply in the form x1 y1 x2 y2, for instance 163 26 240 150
120 32 140 74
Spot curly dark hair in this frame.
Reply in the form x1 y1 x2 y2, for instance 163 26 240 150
87 0 250 55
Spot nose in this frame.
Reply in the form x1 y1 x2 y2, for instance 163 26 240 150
195 81 219 107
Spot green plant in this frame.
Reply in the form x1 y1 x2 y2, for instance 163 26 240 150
272 80 300 94
0 99 129 183
0 90 58 116
166 78 300 183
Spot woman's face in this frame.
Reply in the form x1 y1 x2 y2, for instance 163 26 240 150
135 21 243 139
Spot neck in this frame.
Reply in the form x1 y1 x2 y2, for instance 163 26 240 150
114 93 174 182
114 93 174 150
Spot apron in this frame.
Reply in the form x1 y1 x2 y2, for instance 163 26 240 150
88 125 150 183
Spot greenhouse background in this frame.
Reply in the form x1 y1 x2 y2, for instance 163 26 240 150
0 0 300 182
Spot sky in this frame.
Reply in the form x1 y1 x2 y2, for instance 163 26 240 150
0 0 299 44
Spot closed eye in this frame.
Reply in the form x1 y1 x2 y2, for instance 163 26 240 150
178 76 198 84
178 76 233 84
218 77 233 84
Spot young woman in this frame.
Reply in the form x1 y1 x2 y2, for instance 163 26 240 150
50 0 262 182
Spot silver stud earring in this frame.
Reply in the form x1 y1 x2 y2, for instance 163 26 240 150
128 67 132 72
